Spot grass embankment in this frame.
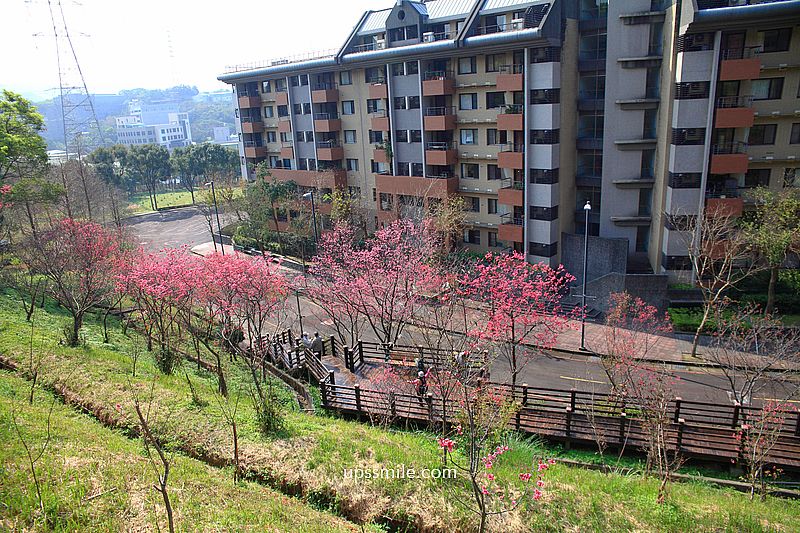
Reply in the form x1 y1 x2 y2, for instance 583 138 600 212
127 190 197 215
1 290 798 532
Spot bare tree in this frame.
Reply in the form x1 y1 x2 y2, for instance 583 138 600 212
704 304 800 406
11 396 56 517
214 386 242 483
669 209 762 356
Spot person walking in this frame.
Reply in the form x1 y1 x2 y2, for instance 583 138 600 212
310 332 324 359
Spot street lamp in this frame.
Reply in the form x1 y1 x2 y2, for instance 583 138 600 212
302 190 319 245
580 200 591 351
205 181 225 256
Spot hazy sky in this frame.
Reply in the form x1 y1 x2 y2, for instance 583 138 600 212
1 0 381 101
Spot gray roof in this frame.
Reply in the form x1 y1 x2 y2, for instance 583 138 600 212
359 9 391 35
357 0 475 35
481 0 542 14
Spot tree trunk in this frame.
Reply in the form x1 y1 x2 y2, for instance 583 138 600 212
270 199 285 256
190 188 195 205
766 266 778 315
70 313 83 347
690 304 712 357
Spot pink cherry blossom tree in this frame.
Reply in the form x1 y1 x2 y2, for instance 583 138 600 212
21 218 127 346
460 251 575 388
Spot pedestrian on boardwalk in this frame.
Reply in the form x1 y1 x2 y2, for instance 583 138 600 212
311 332 324 359
301 332 311 349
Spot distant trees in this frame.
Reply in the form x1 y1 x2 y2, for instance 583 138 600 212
0 90 48 182
127 144 171 210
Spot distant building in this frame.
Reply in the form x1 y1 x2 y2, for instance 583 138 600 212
213 126 233 143
115 99 192 149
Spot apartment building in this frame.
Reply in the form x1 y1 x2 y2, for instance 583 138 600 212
219 0 800 310
115 100 193 149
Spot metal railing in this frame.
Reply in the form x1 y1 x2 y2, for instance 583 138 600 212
369 109 387 117
240 115 262 123
698 0 790 9
499 64 525 74
224 48 338 73
475 21 526 35
501 178 524 190
316 139 341 148
423 31 456 42
500 143 525 153
500 213 524 225
716 95 753 108
425 141 455 151
424 106 455 116
721 46 762 60
502 104 524 114
312 82 337 91
706 188 741 199
367 75 387 84
426 172 455 179
712 141 748 154
353 41 387 53
423 70 452 81
313 112 339 120
243 140 263 147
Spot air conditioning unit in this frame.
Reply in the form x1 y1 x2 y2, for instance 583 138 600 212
376 39 386 50
423 32 435 43
511 18 524 30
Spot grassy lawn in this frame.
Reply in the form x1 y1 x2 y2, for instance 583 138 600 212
1 290 798 532
126 190 196 215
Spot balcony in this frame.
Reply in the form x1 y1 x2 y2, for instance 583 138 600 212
424 107 456 130
498 179 524 206
243 142 267 158
270 168 347 189
715 95 755 128
711 142 749 174
719 47 761 81
311 83 339 103
275 91 289 106
422 71 455 96
238 94 261 108
313 112 341 133
706 196 744 218
425 142 458 165
368 79 388 99
280 142 294 159
496 64 524 92
498 214 524 243
370 110 390 131
278 119 292 133
316 140 344 161
373 146 390 164
240 117 264 133
498 144 524 169
497 104 524 130
374 173 458 199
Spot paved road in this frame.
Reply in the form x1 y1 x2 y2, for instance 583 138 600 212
125 211 798 406
124 207 234 251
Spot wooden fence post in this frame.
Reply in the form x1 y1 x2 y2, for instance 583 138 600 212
516 383 528 431
329 335 337 358
357 339 364 366
565 406 573 450
354 384 362 414
673 397 682 423
426 393 434 421
320 378 328 406
343 346 352 372
619 411 627 445
676 418 685 452
795 410 800 437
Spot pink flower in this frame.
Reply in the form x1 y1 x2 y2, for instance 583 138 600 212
548 459 556 465
519 472 532 482
115 403 122 413
537 479 544 488
484 461 493 470
487 473 495 481
456 425 463 436
438 437 455 452
481 486 489 495
533 489 543 500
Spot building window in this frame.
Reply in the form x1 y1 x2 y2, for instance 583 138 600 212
485 53 503 72
411 162 423 176
488 198 498 214
340 70 352 85
408 96 420 109
293 103 302 115
275 79 287 92
487 164 503 180
346 158 359 171
391 63 405 76
459 93 478 110
262 80 272 93
530 168 559 184
674 81 710 99
530 88 560 104
397 162 410 176
668 172 701 188
488 231 498 247
410 130 422 143
487 129 506 146
344 130 357 144
744 168 771 188
406 61 419 75
367 99 382 114
530 205 558 221
465 196 480 212
486 91 505 109
303 103 311 115
461 163 479 179
379 192 393 211
529 241 557 257
463 229 481 244
530 47 560 63
368 130 383 143
266 131 276 143
761 28 792 53
671 128 706 145
749 124 777 145
752 78 784 100
460 129 477 145
264 106 274 118
677 32 715 52
458 56 477 74
530 129 560 144
394 96 407 110
290 75 299 87
789 123 800 144
396 129 409 143
342 101 355 115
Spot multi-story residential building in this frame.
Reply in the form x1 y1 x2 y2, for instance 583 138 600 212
115 100 193 149
219 0 800 310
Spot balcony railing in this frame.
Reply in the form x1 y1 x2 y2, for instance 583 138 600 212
721 46 762 60
313 112 339 120
499 64 524 74
367 75 387 84
244 140 264 147
476 21 526 35
369 109 388 117
500 143 525 153
424 106 456 116
712 141 748 154
423 70 453 81
423 31 456 42
716 95 753 108
500 213 524 225
501 178 524 190
240 116 262 123
353 41 387 53
706 188 740 199
316 140 341 148
426 141 455 151
313 82 337 91
426 171 455 179
281 141 294 147
502 104 524 114
698 0 790 9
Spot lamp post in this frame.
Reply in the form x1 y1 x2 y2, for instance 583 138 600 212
295 289 304 336
580 200 591 351
205 181 225 255
302 190 319 245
